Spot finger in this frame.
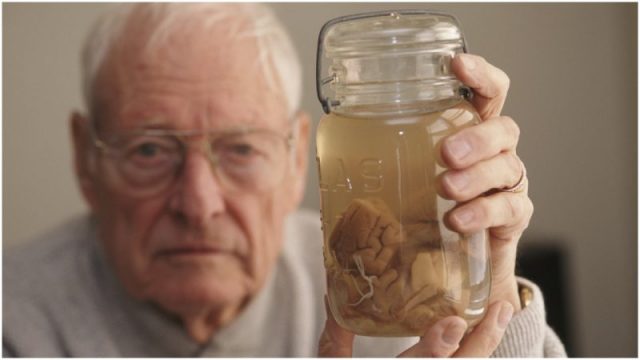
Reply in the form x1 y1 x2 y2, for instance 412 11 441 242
318 296 355 357
454 301 514 357
445 191 534 236
439 152 523 202
398 316 467 357
452 53 510 120
440 116 520 170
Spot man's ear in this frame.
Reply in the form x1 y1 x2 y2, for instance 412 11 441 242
287 111 311 212
70 111 99 211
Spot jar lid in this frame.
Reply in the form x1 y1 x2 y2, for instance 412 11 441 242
316 10 470 116
324 11 465 57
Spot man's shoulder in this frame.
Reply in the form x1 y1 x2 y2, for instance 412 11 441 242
4 215 96 309
3 215 98 356
5 215 93 286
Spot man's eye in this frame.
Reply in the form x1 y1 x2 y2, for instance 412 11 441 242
218 142 264 165
229 143 256 156
136 143 162 157
124 137 178 168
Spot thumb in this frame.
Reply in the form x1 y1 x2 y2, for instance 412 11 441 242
318 296 355 357
454 301 514 357
398 316 467 357
451 53 510 120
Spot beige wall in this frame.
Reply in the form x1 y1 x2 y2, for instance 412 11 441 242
3 3 637 356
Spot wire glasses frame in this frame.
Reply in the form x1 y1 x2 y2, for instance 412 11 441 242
88 119 297 198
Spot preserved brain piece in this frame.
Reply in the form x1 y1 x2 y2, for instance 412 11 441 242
326 197 461 335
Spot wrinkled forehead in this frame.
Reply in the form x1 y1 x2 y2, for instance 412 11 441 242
93 6 288 130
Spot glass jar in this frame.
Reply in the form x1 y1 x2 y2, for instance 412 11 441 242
315 10 491 337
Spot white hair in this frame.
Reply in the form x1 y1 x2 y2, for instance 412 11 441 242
81 3 302 118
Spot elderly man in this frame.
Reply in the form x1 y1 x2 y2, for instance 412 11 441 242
4 3 565 357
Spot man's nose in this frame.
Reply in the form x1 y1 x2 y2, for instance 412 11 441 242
168 151 225 227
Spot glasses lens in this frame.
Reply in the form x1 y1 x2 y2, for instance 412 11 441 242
211 131 289 192
116 135 182 191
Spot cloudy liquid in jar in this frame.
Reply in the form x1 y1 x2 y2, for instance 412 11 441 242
317 100 491 336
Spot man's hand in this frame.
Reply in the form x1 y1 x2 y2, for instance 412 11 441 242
318 297 514 357
444 53 532 311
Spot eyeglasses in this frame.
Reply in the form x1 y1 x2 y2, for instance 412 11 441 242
90 123 295 198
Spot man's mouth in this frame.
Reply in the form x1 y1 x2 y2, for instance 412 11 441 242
155 246 228 257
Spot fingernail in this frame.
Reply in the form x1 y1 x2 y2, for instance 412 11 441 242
446 172 470 192
453 208 475 226
446 137 472 161
442 321 467 345
498 303 514 329
460 54 477 71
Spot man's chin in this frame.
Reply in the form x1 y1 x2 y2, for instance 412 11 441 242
144 270 253 316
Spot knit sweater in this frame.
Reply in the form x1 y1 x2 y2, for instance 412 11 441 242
3 210 566 357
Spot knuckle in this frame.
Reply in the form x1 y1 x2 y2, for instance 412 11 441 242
500 70 511 91
475 54 488 66
527 197 535 217
479 162 500 192
502 153 522 186
500 116 520 142
503 194 524 221
483 58 510 96
522 197 534 228
474 197 492 222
